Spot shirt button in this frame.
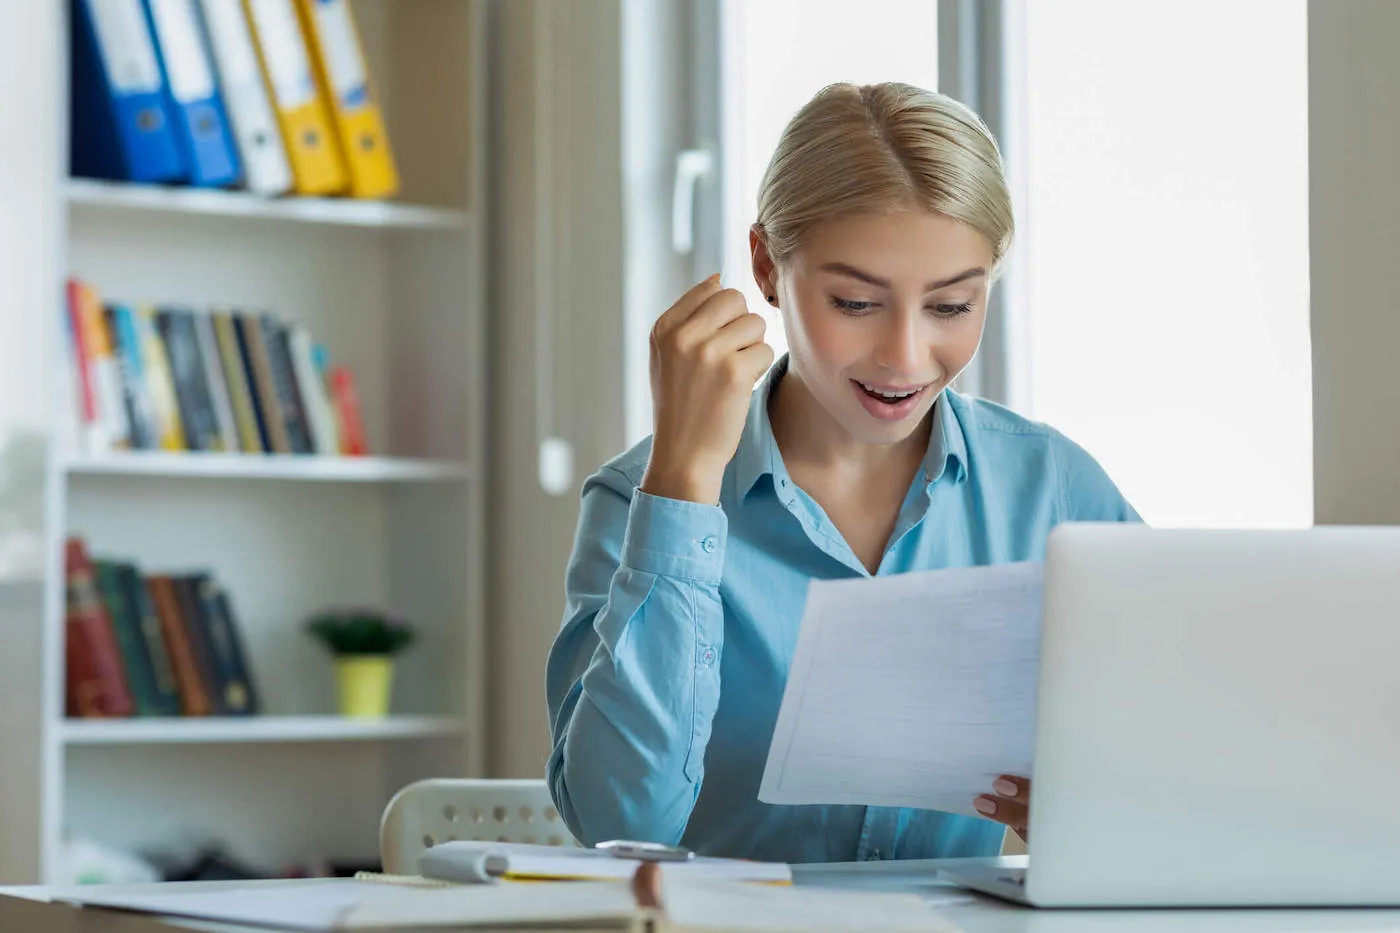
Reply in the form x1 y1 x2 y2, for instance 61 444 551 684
700 535 718 553
700 646 717 667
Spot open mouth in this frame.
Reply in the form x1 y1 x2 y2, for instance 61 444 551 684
852 379 930 421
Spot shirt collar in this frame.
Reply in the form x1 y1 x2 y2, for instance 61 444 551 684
733 355 968 502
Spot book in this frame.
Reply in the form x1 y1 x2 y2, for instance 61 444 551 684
60 278 370 457
93 560 165 717
63 538 134 718
145 574 213 717
63 538 269 721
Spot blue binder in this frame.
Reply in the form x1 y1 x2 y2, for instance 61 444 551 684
141 0 241 187
69 0 187 183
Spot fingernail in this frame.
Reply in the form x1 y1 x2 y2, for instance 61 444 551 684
993 778 1018 797
974 797 997 816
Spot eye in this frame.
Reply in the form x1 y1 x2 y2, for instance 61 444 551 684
931 302 974 317
831 296 876 315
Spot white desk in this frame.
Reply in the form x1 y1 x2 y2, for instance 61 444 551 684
794 857 1400 932
5 860 1400 932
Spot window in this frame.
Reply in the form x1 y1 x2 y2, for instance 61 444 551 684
718 0 940 361
1020 0 1312 528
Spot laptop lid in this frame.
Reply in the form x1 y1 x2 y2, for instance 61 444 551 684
1025 523 1400 908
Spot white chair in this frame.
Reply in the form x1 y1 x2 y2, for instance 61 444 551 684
379 778 582 874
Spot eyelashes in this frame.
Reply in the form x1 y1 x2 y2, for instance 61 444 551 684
830 296 975 317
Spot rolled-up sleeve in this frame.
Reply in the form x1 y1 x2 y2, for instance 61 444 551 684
545 467 728 847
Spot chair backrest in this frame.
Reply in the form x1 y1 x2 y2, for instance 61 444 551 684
379 778 581 875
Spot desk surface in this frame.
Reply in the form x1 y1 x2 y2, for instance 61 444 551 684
5 859 1400 933
794 858 1400 932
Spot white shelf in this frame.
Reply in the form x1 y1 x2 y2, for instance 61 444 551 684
65 178 469 232
61 715 464 745
62 451 472 483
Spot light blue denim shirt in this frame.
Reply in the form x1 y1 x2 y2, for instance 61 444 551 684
546 356 1140 863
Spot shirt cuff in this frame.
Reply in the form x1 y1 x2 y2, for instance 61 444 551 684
620 490 728 584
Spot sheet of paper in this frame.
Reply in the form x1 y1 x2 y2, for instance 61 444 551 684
656 872 959 932
59 878 643 931
759 561 1042 817
60 880 372 931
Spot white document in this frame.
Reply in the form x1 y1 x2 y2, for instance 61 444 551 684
759 561 1043 818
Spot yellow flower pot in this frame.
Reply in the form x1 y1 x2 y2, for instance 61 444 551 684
335 655 394 719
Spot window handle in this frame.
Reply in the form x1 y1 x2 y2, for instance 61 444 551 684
671 148 715 255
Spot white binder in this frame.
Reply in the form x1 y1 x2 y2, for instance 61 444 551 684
196 0 293 194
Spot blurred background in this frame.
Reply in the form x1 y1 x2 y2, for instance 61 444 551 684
0 0 1392 889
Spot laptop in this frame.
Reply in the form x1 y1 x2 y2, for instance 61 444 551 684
938 522 1400 908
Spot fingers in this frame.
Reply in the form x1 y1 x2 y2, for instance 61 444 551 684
654 274 723 336
736 340 776 381
710 312 768 354
974 794 1028 832
685 287 750 335
993 774 1029 804
975 774 1030 836
632 862 663 908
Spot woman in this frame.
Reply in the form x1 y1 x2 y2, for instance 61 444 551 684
545 81 1139 863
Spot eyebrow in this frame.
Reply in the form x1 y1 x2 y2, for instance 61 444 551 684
820 262 987 292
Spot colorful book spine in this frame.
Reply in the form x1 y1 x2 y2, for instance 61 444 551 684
64 539 134 718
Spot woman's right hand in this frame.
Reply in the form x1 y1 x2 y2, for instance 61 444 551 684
640 274 775 505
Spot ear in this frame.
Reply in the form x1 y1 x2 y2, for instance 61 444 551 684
749 224 778 303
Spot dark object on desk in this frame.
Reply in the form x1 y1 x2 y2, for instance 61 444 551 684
154 843 271 882
328 859 382 878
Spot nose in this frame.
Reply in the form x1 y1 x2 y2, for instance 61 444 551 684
872 308 924 376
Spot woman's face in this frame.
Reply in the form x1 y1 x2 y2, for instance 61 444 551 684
755 209 994 447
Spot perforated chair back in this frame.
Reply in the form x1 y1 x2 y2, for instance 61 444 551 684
379 778 581 875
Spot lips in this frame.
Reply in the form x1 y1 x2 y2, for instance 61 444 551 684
856 380 926 400
851 379 931 422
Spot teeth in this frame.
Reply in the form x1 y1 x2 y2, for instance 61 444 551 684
860 381 921 400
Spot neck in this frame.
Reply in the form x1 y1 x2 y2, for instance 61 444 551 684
768 363 933 478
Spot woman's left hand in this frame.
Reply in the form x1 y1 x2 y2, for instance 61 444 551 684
975 774 1030 840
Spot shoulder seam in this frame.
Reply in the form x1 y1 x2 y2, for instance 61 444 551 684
949 391 1056 438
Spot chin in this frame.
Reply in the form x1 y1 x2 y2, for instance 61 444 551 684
842 401 937 445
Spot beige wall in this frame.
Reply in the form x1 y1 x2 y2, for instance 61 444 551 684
1309 0 1400 525
486 0 629 779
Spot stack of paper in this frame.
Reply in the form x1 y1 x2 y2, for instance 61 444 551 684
58 878 645 931
50 872 954 932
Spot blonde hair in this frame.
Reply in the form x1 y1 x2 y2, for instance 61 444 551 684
755 82 1013 274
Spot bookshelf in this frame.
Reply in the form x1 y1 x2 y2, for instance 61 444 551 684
22 0 490 885
62 451 472 483
65 178 470 232
60 714 464 745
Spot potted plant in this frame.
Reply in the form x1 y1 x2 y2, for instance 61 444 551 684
305 608 415 719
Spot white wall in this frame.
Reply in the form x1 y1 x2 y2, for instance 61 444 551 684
1309 0 1400 525
0 0 62 884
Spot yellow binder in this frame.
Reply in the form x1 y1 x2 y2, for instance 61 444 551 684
293 0 399 199
241 0 347 195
